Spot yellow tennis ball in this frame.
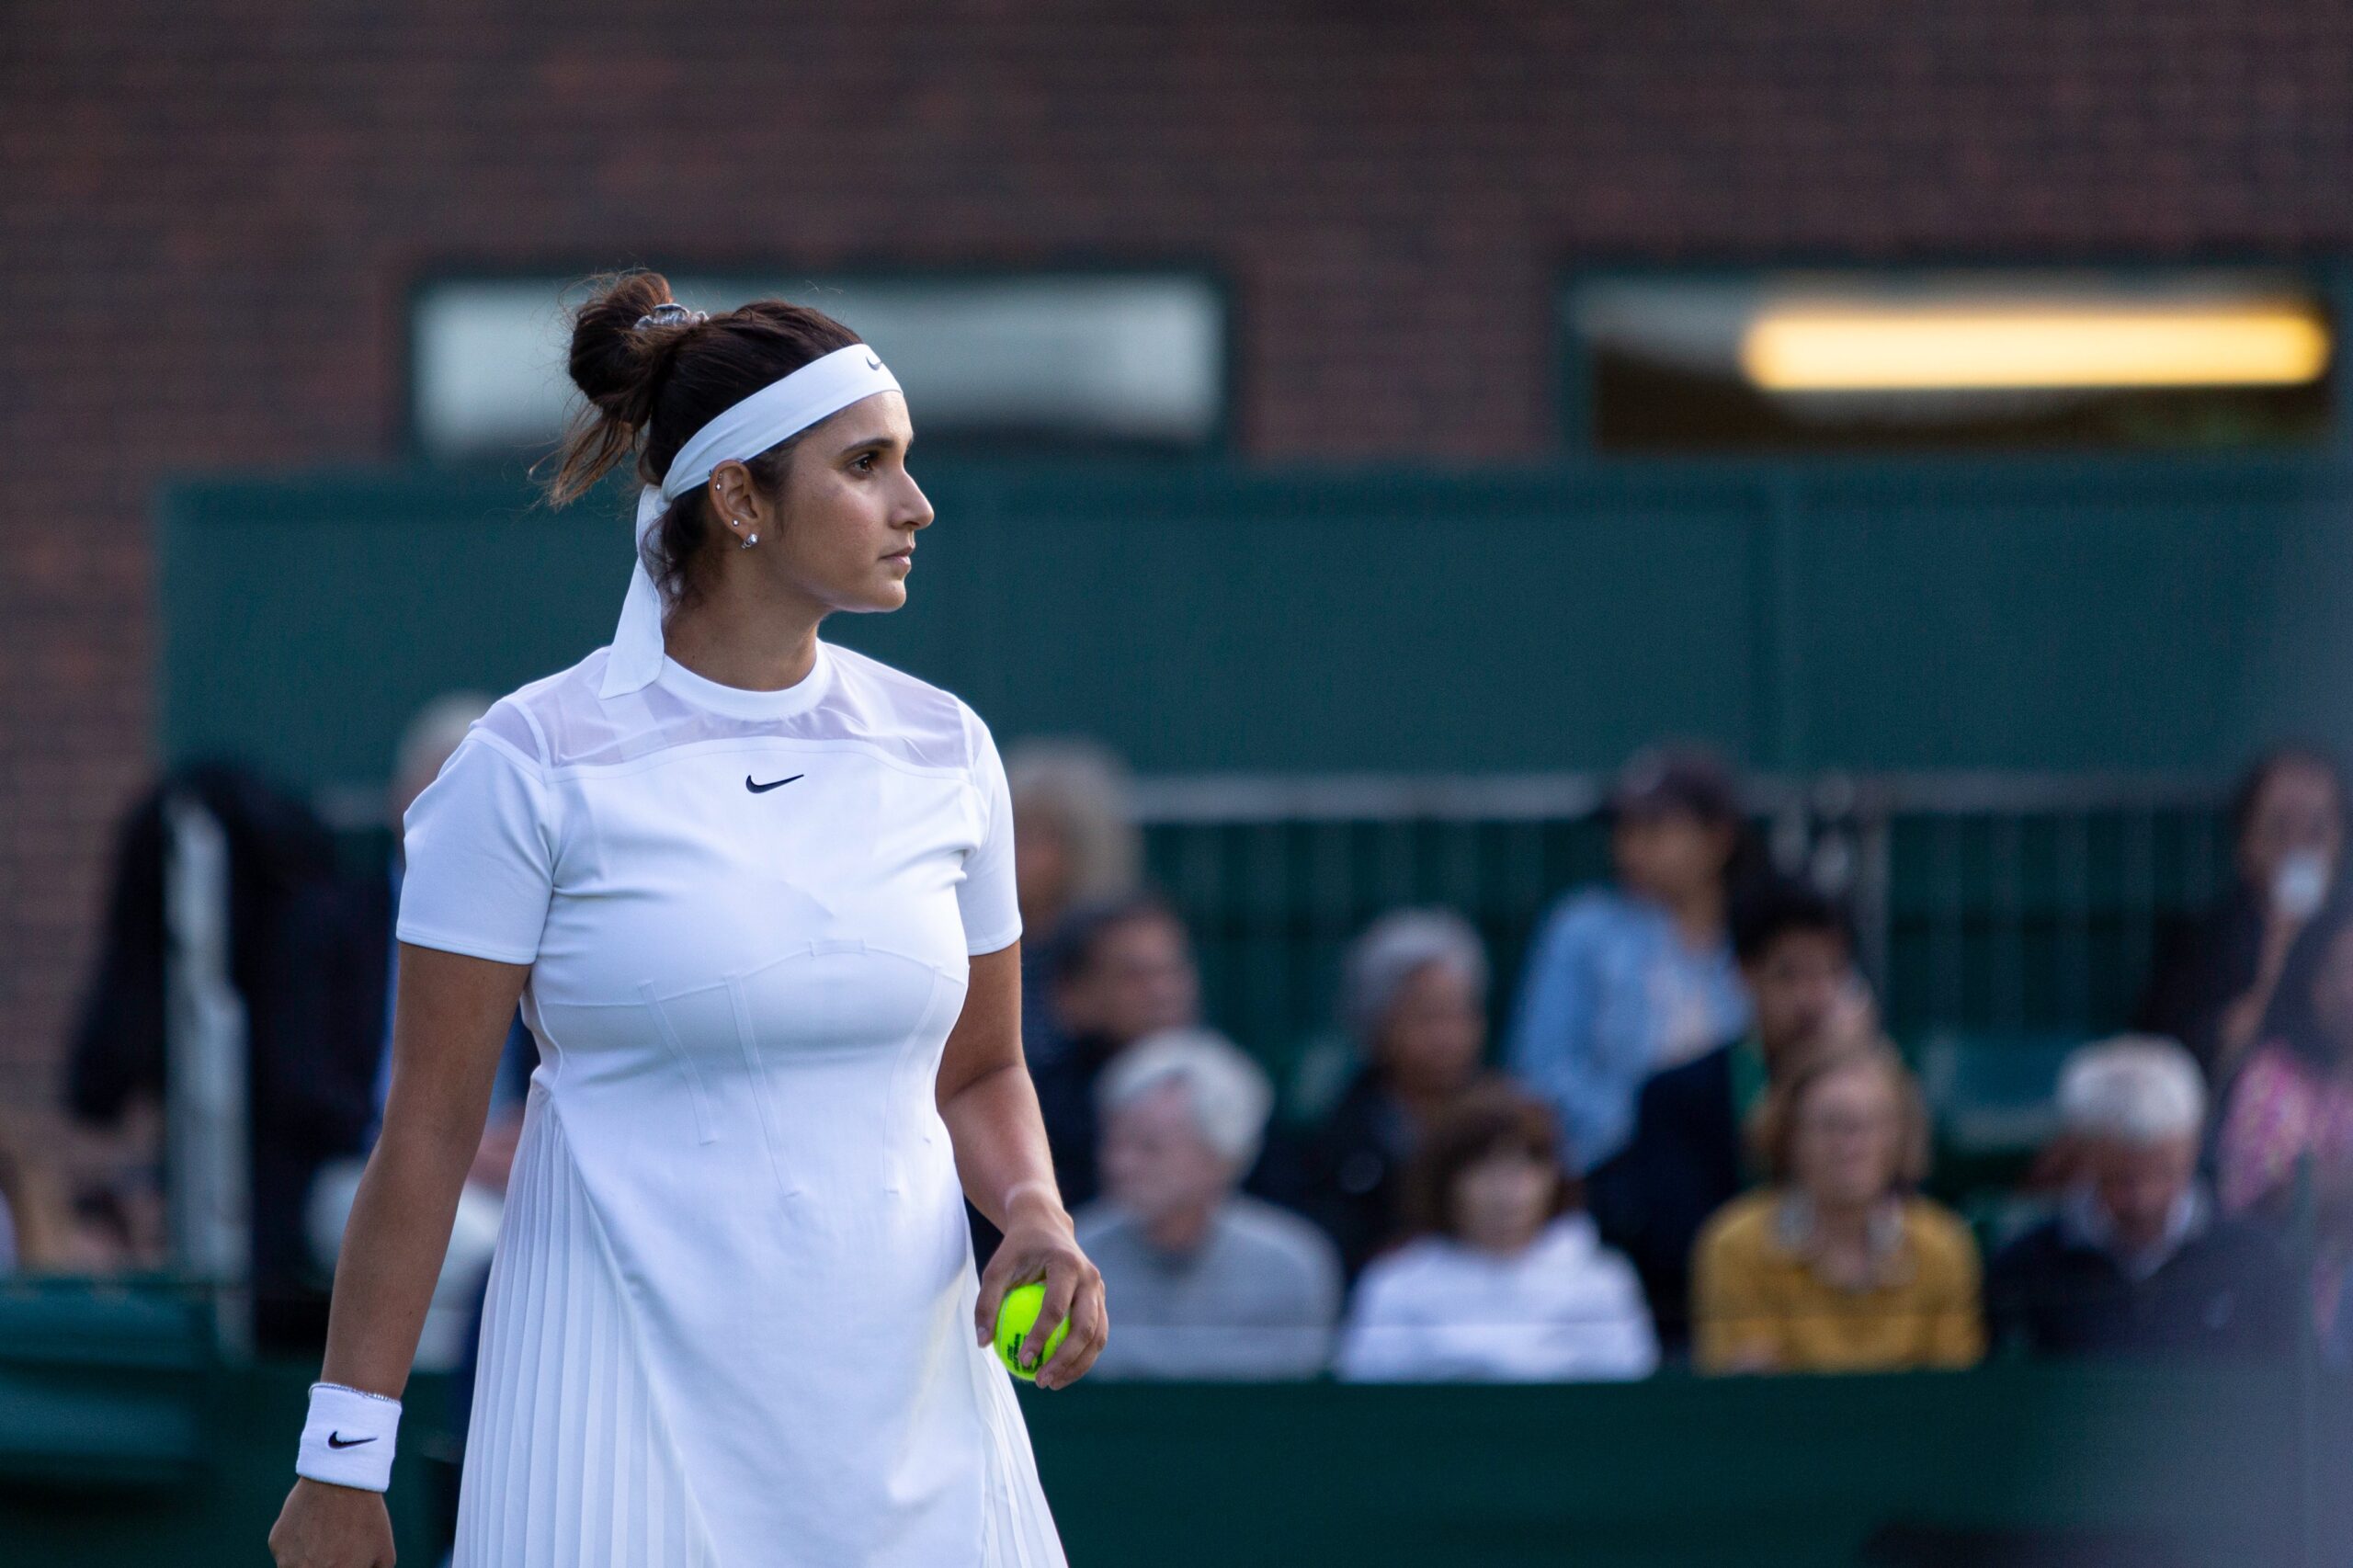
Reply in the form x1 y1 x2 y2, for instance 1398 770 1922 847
994 1281 1069 1381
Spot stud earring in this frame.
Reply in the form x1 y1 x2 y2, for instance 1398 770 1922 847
740 528 757 550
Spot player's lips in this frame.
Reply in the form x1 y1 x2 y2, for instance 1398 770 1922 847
883 548 914 567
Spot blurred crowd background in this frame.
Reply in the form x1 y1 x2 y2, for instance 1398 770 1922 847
9 2 2353 1564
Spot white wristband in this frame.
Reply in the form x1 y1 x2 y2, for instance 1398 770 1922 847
295 1381 402 1492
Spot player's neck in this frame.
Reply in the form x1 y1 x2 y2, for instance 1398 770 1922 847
1663 883 1725 949
1142 1199 1218 1257
664 596 824 693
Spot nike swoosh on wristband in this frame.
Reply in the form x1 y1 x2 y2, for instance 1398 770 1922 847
746 775 804 793
325 1432 377 1449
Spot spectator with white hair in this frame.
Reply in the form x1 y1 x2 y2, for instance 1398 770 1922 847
1075 1028 1343 1380
1006 738 1143 1071
1006 737 1142 939
1987 1036 2295 1360
1002 739 1139 1068
1290 909 1492 1278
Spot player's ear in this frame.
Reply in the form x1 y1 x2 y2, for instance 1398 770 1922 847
706 460 765 535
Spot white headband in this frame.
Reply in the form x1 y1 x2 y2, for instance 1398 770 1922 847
599 342 903 698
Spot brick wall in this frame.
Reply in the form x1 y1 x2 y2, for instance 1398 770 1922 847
3 0 2350 1112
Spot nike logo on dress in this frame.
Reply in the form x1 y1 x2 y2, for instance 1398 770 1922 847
325 1432 377 1449
746 775 804 793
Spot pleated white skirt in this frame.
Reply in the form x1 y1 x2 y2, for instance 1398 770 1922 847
450 1093 1065 1567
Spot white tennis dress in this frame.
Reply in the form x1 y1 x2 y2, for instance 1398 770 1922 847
395 638 1066 1568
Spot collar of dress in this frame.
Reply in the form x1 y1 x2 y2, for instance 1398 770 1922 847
1771 1191 1911 1290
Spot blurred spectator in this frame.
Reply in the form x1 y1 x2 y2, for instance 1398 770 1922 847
2217 896 2353 1338
1692 1045 1981 1375
1506 746 1753 1174
1030 893 1202 1209
1588 879 1871 1345
0 1111 108 1274
63 761 381 1346
2139 746 2347 1081
303 692 535 1370
1006 738 1144 1072
1988 1037 2294 1360
1075 1029 1341 1380
1336 1079 1657 1383
1289 909 1491 1278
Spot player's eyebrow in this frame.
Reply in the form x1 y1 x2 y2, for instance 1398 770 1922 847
832 426 903 457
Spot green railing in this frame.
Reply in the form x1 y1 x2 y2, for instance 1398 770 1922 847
1133 772 2228 1096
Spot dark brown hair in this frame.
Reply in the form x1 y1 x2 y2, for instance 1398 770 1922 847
1749 1041 1931 1188
1400 1075 1579 1242
543 270 861 611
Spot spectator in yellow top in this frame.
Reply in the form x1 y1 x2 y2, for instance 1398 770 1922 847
1692 1043 1982 1374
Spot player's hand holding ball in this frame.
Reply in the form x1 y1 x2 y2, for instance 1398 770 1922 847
975 1183 1108 1390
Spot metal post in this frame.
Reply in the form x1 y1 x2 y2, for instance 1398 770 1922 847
162 791 252 1357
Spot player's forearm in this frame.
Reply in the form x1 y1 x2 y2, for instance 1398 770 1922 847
315 1116 482 1398
938 1062 1066 1231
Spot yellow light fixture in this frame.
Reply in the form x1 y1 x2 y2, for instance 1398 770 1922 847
1741 301 2332 392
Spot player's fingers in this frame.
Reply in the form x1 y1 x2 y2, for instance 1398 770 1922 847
973 1249 1017 1347
1021 1256 1082 1369
1045 1293 1108 1390
976 1231 1056 1346
1039 1277 1105 1388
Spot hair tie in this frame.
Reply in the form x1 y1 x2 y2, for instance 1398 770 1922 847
633 301 710 331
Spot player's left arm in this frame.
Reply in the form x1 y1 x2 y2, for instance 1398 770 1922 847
936 942 1108 1389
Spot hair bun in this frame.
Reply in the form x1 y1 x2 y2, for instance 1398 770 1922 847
542 270 690 505
542 271 860 512
566 271 681 422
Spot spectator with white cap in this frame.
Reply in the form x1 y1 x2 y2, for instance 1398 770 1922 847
1988 1036 2296 1360
1076 1028 1342 1380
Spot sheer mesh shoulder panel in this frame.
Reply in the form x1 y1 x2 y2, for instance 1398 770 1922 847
513 646 975 775
476 698 548 767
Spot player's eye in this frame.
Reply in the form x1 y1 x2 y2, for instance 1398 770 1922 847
852 452 878 472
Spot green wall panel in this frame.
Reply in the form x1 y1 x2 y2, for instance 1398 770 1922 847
159 457 2353 793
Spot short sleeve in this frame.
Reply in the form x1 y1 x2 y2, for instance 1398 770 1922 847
956 709 1022 956
394 724 557 966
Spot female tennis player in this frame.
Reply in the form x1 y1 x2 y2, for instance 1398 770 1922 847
269 272 1102 1567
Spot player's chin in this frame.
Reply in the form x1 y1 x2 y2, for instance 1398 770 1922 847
843 577 911 613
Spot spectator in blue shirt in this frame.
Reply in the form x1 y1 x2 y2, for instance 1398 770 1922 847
1506 746 1752 1174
